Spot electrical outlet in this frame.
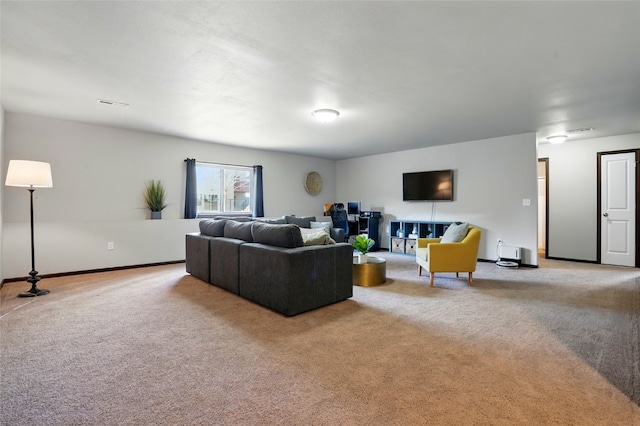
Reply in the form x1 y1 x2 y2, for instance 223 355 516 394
107 242 114 250
522 198 532 206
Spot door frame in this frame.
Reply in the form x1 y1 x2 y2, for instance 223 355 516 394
538 158 549 259
596 149 640 267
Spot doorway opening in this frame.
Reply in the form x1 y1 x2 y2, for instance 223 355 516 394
538 158 549 258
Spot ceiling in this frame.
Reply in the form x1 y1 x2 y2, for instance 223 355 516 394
1 1 639 160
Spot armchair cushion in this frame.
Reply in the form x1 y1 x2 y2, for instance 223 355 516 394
440 222 469 243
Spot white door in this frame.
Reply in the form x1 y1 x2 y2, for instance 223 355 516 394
601 152 636 266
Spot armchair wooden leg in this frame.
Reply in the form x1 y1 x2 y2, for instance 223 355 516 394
456 272 459 278
469 272 473 286
430 274 434 287
418 265 422 276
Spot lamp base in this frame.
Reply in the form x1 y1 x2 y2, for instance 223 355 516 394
17 271 50 298
18 287 50 298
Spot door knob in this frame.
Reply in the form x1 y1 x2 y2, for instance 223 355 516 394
603 212 609 217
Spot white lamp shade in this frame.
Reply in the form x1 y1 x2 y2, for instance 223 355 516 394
5 160 53 188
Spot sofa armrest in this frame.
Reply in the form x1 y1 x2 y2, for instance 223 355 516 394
186 233 214 283
330 227 345 243
238 242 353 316
417 237 441 248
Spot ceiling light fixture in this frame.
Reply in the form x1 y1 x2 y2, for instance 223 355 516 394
547 135 568 144
312 109 340 123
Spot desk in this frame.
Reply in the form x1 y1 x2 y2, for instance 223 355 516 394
353 257 386 287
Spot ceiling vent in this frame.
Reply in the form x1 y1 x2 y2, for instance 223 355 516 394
567 127 594 133
96 98 129 108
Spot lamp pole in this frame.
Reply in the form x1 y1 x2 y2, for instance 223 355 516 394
20 187 50 297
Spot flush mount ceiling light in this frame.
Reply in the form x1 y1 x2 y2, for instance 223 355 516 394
547 135 568 144
312 109 340 123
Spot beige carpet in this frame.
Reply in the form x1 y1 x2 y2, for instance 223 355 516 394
1 253 639 425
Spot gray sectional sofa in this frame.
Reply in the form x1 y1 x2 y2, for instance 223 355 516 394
185 217 353 316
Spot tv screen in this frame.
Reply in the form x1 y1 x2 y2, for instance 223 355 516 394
403 170 453 201
347 202 361 215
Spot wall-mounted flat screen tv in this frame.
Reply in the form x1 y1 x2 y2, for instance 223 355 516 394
403 170 454 201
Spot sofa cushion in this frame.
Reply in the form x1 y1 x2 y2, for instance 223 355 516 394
285 215 316 228
224 220 254 242
301 229 335 246
199 219 226 237
440 222 469 243
251 222 304 248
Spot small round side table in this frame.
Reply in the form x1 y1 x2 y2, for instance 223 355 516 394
353 257 386 287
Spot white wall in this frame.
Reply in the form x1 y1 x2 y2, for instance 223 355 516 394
2 113 336 278
336 133 539 265
538 133 640 261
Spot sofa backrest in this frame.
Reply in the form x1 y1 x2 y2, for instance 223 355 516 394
284 215 316 228
251 222 304 248
199 219 226 237
223 220 254 241
199 219 306 248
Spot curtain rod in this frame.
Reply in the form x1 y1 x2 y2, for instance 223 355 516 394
184 159 255 168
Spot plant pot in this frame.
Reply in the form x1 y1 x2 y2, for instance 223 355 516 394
151 211 162 220
357 253 368 264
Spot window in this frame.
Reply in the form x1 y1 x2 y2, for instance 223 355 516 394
196 162 252 216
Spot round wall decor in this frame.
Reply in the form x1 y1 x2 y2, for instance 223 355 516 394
304 171 323 195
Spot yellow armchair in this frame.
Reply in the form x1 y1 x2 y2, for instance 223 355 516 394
415 226 481 287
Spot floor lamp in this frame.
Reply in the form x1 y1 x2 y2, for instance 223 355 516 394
5 160 53 298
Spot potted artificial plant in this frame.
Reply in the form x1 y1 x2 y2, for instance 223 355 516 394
353 234 375 264
143 179 167 219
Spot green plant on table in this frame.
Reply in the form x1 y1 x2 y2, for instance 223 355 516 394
353 234 375 255
143 179 168 212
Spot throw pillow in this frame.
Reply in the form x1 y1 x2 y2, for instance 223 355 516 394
223 220 254 242
310 221 332 234
440 222 469 243
301 229 336 246
284 215 316 228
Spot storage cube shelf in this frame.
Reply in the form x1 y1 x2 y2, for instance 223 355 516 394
388 220 455 255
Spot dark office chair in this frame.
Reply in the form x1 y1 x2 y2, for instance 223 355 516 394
330 203 349 237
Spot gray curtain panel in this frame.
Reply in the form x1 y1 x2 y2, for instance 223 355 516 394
252 165 264 218
184 158 197 219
